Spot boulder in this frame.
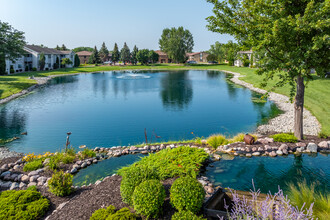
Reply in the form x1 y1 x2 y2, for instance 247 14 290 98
94 147 100 151
141 151 149 154
95 180 102 185
21 175 29 183
130 146 137 151
81 162 87 168
264 137 274 143
37 177 47 183
264 145 270 151
17 174 23 182
19 182 26 188
1 164 8 170
143 145 150 150
198 179 208 186
307 143 318 153
0 171 11 179
296 142 306 148
13 165 21 170
205 186 214 194
27 182 37 187
269 151 277 157
252 147 257 152
30 175 39 182
73 164 80 169
276 150 283 156
279 144 288 151
28 171 39 177
318 141 329 149
2 181 12 188
282 149 288 155
257 146 264 151
43 158 51 165
10 182 19 190
246 153 252 157
252 152 260 156
70 168 78 174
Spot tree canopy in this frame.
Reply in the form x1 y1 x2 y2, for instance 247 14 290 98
0 21 26 75
120 42 131 64
131 45 139 65
206 0 330 139
149 50 159 64
74 54 80 67
88 46 101 64
61 58 73 68
99 42 109 62
39 53 45 70
112 43 120 64
73 47 94 53
159 27 194 63
137 49 150 65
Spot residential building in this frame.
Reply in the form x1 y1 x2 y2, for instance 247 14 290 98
76 51 92 64
187 52 209 63
155 50 172 63
234 50 253 67
5 45 76 74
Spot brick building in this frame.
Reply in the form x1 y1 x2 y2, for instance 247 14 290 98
76 51 92 64
155 50 172 63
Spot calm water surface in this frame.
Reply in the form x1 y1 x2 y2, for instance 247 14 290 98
1 70 281 154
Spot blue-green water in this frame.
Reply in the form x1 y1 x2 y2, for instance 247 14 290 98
203 153 330 194
1 70 281 154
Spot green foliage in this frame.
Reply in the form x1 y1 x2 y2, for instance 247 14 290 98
112 43 120 64
23 159 43 172
27 185 37 191
120 42 131 64
73 47 94 53
74 54 80 67
99 42 109 62
120 166 158 205
88 46 101 64
242 54 250 67
137 49 150 65
271 133 298 143
287 182 330 219
132 180 166 218
208 41 225 63
206 54 217 62
118 146 209 181
148 50 159 64
0 54 5 75
131 45 139 65
170 176 205 213
172 210 206 220
159 26 194 63
79 148 96 160
223 41 239 66
60 44 68 51
61 58 73 67
48 152 75 170
66 146 76 156
318 132 328 139
48 170 73 197
39 52 45 70
230 133 245 143
207 134 228 149
0 189 49 220
32 67 37 71
107 207 137 220
90 205 116 220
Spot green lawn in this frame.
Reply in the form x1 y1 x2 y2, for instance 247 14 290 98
1 64 329 135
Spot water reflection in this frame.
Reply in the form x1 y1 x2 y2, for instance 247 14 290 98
0 108 26 139
160 71 193 110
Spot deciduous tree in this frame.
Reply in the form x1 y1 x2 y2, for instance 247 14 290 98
159 27 194 63
206 0 330 139
208 41 225 63
137 49 150 65
61 58 72 69
148 50 159 64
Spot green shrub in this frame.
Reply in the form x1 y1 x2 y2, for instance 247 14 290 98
120 166 158 205
23 159 43 172
27 185 37 191
90 205 116 220
318 132 328 139
230 133 245 143
132 180 166 218
66 146 77 156
107 207 137 220
48 170 73 197
287 182 330 219
118 146 209 181
48 152 75 170
271 133 298 143
172 210 206 220
80 148 96 160
207 134 229 149
0 189 49 220
170 176 205 213
32 67 37 71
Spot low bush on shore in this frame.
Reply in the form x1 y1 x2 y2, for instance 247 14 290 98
48 170 73 197
172 210 206 220
271 133 298 143
79 148 96 160
90 206 137 220
207 134 229 149
23 159 43 171
0 187 49 220
90 205 116 220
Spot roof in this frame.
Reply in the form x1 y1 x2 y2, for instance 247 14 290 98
155 50 167 56
76 51 93 56
24 45 73 55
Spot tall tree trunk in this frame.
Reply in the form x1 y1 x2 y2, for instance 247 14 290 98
294 75 305 140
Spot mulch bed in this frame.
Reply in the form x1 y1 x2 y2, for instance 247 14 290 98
0 156 21 167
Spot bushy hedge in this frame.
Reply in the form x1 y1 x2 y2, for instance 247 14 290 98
23 159 43 171
170 177 205 213
132 180 166 218
271 133 298 143
48 170 73 197
90 205 115 220
0 188 49 220
172 210 206 220
120 166 158 205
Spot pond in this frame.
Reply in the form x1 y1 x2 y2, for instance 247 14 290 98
1 70 281 154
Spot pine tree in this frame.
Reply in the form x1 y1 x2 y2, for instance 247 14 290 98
120 42 131 65
89 46 101 64
55 45 61 50
99 42 109 63
112 43 120 64
39 52 45 70
61 44 68 51
74 54 80 67
131 45 139 65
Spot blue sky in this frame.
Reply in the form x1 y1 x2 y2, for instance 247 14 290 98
0 0 234 51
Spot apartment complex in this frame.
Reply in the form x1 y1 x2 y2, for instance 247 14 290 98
187 52 209 63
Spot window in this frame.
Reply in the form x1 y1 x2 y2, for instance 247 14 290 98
48 55 51 59
48 64 51 67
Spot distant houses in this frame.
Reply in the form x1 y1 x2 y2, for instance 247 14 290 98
76 51 92 64
234 50 253 67
155 50 209 63
5 45 76 74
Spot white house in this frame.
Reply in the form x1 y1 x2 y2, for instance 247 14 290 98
5 45 75 74
234 50 253 67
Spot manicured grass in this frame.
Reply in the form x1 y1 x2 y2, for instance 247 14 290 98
1 64 329 135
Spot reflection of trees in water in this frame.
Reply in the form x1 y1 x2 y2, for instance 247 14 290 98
50 75 78 85
0 108 26 139
91 72 109 98
160 71 193 110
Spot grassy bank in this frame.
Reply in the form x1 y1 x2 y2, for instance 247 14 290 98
1 64 329 135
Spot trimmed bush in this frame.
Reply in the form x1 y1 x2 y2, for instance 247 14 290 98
271 133 298 143
80 148 96 160
170 177 205 213
172 210 206 220
107 207 137 220
120 166 158 205
207 134 228 149
23 159 43 171
132 180 166 218
0 189 49 220
48 170 73 197
90 205 116 220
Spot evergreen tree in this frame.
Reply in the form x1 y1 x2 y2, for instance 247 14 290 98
99 42 109 62
131 45 139 65
61 44 68 51
0 54 5 75
120 42 131 64
88 46 101 64
55 45 61 50
39 53 45 70
112 43 120 64
74 54 80 67
137 49 150 65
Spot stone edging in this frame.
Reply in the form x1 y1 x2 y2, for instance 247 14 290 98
222 70 321 135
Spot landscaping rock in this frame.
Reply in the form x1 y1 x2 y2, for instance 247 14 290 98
282 149 288 155
143 145 150 150
93 159 98 163
27 182 37 187
269 151 277 157
246 153 252 157
264 145 270 151
1 164 8 170
318 141 329 149
2 181 12 188
10 182 19 190
21 175 29 183
198 179 208 186
276 150 283 156
73 164 80 169
265 137 274 143
307 143 318 153
94 147 100 151
279 144 288 151
13 165 21 170
257 146 264 151
296 142 307 148
95 180 102 185
130 146 137 151
30 175 39 182
252 152 260 156
141 151 148 154
17 174 23 182
37 176 47 183
70 168 78 174
81 162 87 168
205 186 214 194
28 171 39 176
19 182 26 188
43 158 51 165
